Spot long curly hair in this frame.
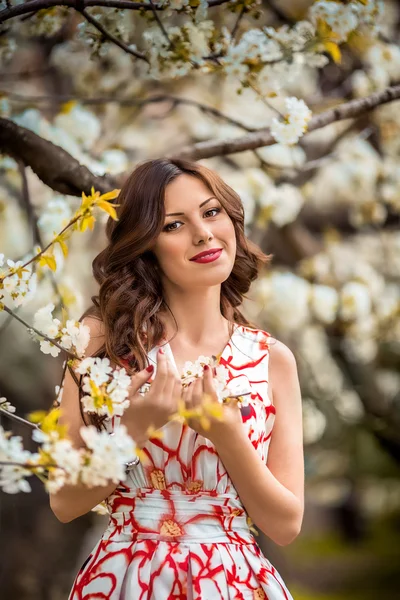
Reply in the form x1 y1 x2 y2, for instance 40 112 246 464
75 158 271 426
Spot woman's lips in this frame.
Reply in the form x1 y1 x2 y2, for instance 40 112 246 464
190 249 223 263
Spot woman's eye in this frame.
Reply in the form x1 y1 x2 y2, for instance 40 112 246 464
163 221 182 232
205 208 221 218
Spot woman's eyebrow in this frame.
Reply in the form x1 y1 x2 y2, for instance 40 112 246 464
165 196 217 217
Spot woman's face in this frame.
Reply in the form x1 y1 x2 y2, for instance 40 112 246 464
151 174 236 290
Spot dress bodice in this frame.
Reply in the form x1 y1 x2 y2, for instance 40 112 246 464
106 325 275 506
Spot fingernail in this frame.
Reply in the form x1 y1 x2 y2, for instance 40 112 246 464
159 348 164 355
203 365 209 371
146 365 154 373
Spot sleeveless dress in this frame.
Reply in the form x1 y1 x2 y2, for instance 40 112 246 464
69 324 294 600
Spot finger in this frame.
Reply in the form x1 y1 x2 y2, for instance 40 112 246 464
150 348 168 395
182 381 194 408
170 377 182 410
129 364 154 393
163 362 179 407
202 364 217 401
191 375 204 408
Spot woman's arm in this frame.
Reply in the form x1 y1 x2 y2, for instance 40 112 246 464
49 317 121 523
192 340 304 546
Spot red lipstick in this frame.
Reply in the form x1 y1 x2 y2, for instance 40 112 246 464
189 248 223 263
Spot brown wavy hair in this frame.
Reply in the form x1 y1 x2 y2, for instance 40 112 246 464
74 158 271 426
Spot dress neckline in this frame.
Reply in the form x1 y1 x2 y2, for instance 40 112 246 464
161 323 240 376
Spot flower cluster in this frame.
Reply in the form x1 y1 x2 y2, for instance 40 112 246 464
0 408 138 495
180 355 251 406
143 20 215 79
33 303 90 358
0 427 37 493
310 0 384 43
270 97 312 145
74 357 132 418
0 256 37 309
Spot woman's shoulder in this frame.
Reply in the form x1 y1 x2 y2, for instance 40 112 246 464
235 323 275 348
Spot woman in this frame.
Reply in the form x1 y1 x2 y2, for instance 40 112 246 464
51 158 304 599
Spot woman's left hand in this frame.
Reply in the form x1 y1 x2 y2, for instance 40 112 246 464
182 364 243 443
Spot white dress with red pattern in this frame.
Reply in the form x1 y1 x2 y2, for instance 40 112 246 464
69 324 295 600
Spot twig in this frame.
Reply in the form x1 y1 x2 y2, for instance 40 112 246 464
0 407 39 430
3 91 256 131
79 8 148 62
16 159 42 248
147 0 173 48
16 159 64 301
0 461 60 469
1 304 79 360
231 4 245 41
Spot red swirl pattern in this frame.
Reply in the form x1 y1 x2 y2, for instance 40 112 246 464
69 325 294 599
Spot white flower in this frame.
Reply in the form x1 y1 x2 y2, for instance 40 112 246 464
37 196 72 241
259 183 304 227
54 105 101 149
335 390 364 424
340 281 371 321
60 320 90 357
88 358 113 386
309 1 359 42
257 272 311 332
40 340 61 357
79 425 136 487
0 253 4 267
33 303 61 337
310 285 339 325
0 427 36 494
302 398 327 445
270 97 312 146
0 397 16 413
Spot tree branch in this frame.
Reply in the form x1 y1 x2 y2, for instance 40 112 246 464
0 117 118 195
171 84 400 160
0 0 230 24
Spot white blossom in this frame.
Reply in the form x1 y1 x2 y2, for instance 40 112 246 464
60 319 90 357
309 1 359 42
270 97 312 145
257 272 311 332
40 340 61 358
310 285 339 325
259 183 304 227
340 281 372 322
302 398 327 445
79 425 136 487
0 397 16 413
0 427 37 494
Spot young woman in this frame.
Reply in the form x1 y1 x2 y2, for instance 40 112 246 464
51 158 304 599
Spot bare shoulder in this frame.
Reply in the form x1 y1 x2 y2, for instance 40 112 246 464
268 337 297 371
81 315 106 356
267 337 299 404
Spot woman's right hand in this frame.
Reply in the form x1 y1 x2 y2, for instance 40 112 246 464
120 348 182 446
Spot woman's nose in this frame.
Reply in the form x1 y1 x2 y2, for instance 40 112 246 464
192 226 214 245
